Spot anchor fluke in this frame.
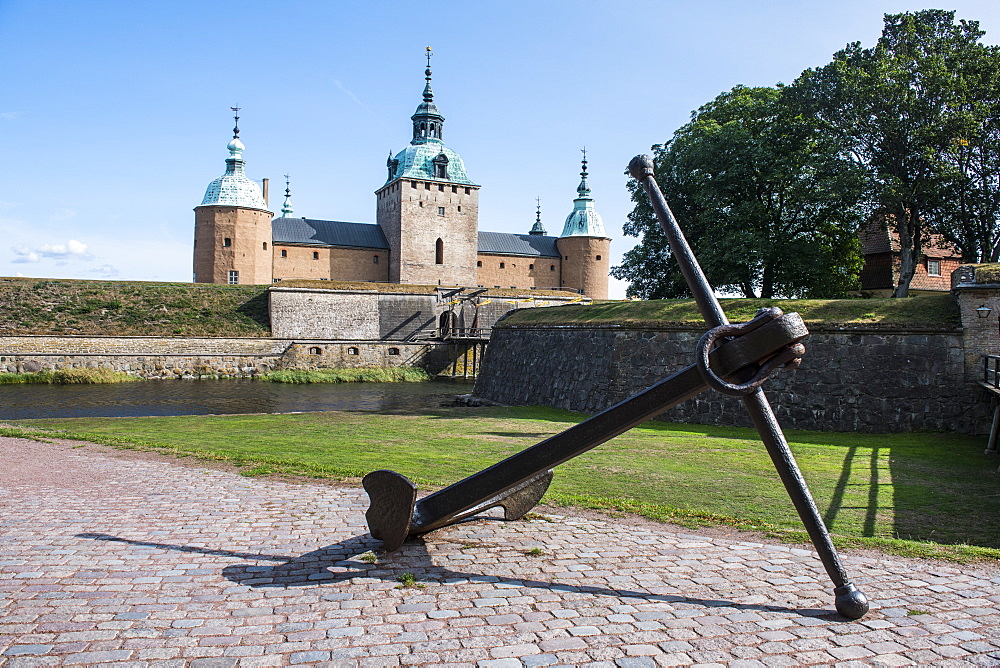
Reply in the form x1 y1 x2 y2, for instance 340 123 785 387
362 470 417 552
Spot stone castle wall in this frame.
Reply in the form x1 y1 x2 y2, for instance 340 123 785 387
475 323 985 434
0 336 455 378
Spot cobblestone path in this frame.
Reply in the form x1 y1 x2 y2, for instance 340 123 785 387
1 438 999 667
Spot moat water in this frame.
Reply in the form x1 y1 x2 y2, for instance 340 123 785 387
0 378 476 420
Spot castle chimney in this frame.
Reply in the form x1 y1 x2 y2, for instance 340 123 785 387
262 178 269 207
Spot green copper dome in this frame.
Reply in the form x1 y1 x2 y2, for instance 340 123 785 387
560 154 607 238
199 133 269 211
384 50 476 186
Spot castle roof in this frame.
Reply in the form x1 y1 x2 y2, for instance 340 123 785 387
386 143 476 185
198 135 269 211
273 218 389 250
271 217 557 258
478 231 559 257
383 50 477 187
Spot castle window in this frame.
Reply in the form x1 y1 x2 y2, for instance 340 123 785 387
529 263 534 269
388 347 400 356
500 262 505 269
435 238 444 264
347 346 359 355
425 182 431 190
452 185 457 193
927 258 942 276
228 270 239 285
308 346 323 355
411 181 417 188
223 238 232 247
464 187 470 195
373 255 379 264
313 251 319 260
477 260 482 267
438 207 445 216
457 205 462 212
433 153 449 179
263 242 268 250
281 249 287 258
550 265 555 271
596 255 602 261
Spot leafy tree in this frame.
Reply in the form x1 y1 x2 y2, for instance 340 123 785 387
927 47 1000 262
793 10 995 295
613 85 866 299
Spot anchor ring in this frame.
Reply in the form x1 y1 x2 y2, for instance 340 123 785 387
695 308 805 397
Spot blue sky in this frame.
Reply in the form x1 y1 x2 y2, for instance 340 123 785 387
2 1 999 298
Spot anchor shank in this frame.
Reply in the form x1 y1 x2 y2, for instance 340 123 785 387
630 154 867 618
411 314 806 533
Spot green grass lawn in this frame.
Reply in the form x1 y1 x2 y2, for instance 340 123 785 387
12 406 999 561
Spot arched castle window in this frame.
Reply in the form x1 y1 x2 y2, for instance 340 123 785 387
373 255 379 264
313 251 319 260
263 242 268 250
388 347 400 356
435 238 444 265
308 346 323 355
281 249 287 258
550 265 555 271
596 255 602 261
477 260 482 267
499 262 505 269
347 347 359 355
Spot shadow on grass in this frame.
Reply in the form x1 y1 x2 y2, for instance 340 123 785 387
75 531 846 621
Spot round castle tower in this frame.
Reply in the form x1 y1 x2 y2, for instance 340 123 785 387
193 114 273 285
556 154 611 298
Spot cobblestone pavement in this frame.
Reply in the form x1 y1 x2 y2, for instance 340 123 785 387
2 438 999 667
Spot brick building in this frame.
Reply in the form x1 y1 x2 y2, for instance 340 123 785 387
859 215 964 296
193 54 610 298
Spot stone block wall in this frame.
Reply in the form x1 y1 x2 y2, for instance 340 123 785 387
475 324 984 434
0 336 461 378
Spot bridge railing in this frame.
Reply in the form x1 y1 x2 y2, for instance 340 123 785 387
440 327 491 340
983 355 1000 389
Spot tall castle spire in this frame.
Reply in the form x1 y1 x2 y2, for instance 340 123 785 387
411 46 444 144
530 197 546 235
560 148 607 238
280 174 294 218
199 108 268 210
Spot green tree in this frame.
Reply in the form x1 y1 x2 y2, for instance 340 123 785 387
793 10 995 295
613 85 866 299
927 46 1000 262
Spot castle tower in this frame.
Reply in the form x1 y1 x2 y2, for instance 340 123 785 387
193 111 273 284
375 48 480 286
556 151 611 298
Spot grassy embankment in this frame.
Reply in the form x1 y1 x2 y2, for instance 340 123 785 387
11 404 999 563
0 277 270 336
262 368 430 383
503 294 961 330
0 368 140 384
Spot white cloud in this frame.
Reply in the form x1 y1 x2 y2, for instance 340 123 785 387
0 112 20 120
12 239 93 263
89 264 120 277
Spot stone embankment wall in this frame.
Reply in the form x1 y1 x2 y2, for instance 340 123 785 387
0 336 454 378
475 324 983 434
269 287 588 341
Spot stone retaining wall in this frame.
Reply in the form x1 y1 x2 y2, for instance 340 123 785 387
0 336 457 378
475 324 985 434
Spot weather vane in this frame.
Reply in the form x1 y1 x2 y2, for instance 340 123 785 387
425 46 433 68
231 105 241 138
